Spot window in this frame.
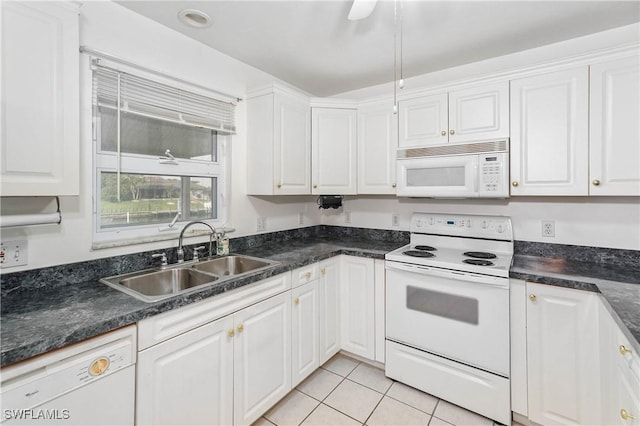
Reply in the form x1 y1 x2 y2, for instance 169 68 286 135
91 60 235 246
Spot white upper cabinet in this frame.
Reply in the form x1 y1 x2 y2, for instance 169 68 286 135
311 108 357 195
247 86 311 195
510 67 589 195
398 93 448 148
357 102 397 194
398 82 508 148
1 2 79 196
448 83 509 143
590 55 640 196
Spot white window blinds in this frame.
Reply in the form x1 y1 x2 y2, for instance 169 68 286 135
93 63 236 134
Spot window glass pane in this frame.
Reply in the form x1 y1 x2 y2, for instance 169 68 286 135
188 177 217 221
99 173 216 229
99 107 217 161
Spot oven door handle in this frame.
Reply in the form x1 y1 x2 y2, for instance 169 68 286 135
385 261 509 289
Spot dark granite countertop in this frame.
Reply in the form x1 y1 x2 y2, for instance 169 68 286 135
511 254 640 353
0 236 403 367
3 232 638 368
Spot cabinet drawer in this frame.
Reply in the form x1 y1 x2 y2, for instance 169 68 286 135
292 264 319 288
138 272 291 350
612 323 640 382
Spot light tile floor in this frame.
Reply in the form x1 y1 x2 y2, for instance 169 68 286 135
256 354 501 426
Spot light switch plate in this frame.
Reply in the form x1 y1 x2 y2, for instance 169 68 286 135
0 239 28 268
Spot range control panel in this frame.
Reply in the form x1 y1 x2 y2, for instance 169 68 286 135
411 213 513 240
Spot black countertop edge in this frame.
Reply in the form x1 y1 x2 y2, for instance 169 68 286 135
510 255 640 354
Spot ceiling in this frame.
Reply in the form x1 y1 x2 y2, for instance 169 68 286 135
117 1 640 97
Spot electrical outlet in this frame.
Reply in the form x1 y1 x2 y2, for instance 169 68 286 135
257 217 266 232
542 220 555 237
298 212 304 225
344 211 351 224
0 240 28 268
392 214 400 226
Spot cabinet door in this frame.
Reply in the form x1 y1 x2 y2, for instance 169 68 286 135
509 279 528 417
1 2 79 196
319 257 340 364
274 93 311 194
312 108 357 195
136 316 234 426
339 256 375 360
526 282 601 425
291 281 320 387
590 55 640 196
600 302 640 426
373 259 386 363
510 68 589 195
448 82 509 143
398 93 448 148
358 102 397 194
233 292 291 426
614 366 640 426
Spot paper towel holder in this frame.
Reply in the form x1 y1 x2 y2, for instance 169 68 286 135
317 195 343 209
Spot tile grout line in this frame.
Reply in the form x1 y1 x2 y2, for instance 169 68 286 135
296 361 366 425
427 400 442 426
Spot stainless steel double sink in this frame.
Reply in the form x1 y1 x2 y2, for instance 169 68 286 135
100 255 279 302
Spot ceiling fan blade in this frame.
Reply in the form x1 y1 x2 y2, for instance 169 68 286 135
348 0 378 20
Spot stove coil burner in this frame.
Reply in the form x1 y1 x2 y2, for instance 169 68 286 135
403 250 436 258
463 251 497 259
414 245 437 251
463 259 494 266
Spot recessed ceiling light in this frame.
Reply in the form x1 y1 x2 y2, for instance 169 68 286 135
178 9 212 29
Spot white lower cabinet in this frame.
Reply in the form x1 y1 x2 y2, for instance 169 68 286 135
136 273 292 426
339 255 375 360
599 301 640 426
373 259 386 363
136 255 383 426
512 281 602 425
319 257 341 364
291 280 320 387
136 316 234 426
234 292 292 426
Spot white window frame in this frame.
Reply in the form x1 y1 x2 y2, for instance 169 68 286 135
88 57 231 248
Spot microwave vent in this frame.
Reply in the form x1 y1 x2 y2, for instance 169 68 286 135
398 139 509 159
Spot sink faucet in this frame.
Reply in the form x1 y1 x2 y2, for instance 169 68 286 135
177 221 216 263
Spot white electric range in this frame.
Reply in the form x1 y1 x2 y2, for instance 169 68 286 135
385 213 514 425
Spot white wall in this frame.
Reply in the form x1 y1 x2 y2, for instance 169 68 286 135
320 196 640 250
0 1 320 272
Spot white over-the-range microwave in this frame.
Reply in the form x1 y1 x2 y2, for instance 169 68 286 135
396 139 509 198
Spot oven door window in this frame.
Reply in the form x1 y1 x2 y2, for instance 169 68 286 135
407 286 478 325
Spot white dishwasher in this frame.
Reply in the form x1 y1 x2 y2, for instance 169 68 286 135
1 326 136 425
